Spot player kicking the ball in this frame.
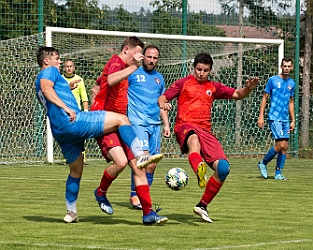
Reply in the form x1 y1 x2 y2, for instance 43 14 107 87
158 52 259 223
35 46 159 223
91 37 167 225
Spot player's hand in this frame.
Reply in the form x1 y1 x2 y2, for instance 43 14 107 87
289 120 295 132
257 117 264 128
64 106 76 122
132 52 144 68
246 77 259 90
159 102 172 111
69 79 81 90
163 125 171 138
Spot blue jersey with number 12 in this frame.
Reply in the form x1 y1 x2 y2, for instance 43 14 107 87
128 66 165 125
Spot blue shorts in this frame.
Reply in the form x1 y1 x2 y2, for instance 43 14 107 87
131 124 161 155
52 111 106 164
269 120 290 140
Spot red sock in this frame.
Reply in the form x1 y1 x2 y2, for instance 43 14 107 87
97 170 116 196
135 184 153 216
188 152 203 174
200 176 223 205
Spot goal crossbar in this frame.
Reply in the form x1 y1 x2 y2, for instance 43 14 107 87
45 26 284 163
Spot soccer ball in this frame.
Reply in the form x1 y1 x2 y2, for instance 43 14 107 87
165 167 188 191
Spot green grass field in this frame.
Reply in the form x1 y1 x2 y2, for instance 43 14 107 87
0 158 312 250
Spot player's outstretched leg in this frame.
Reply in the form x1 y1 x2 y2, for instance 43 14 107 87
193 206 213 223
274 153 288 180
63 210 78 223
257 161 268 179
197 162 207 188
143 211 168 225
94 188 114 215
130 195 142 210
136 184 168 225
130 170 142 210
64 174 81 223
136 153 163 169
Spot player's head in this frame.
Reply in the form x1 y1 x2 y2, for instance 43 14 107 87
193 53 213 83
37 46 61 70
281 57 293 66
280 57 293 77
142 44 160 72
120 36 145 66
63 59 75 76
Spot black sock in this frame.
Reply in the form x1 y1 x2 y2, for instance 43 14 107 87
196 202 207 210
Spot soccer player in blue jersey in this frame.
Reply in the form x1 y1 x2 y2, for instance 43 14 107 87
257 57 295 180
35 46 161 223
128 45 170 209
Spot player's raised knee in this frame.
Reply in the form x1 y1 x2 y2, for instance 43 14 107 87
217 159 230 181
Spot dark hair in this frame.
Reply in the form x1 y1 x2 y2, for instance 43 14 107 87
281 57 293 66
193 53 214 70
120 36 145 51
37 46 59 67
143 44 160 57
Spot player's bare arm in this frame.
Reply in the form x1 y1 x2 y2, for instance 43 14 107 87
158 95 172 111
289 97 295 131
232 77 260 100
40 78 76 121
107 64 140 87
257 93 269 128
160 109 171 138
107 52 144 86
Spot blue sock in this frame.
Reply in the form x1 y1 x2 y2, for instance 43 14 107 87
262 147 277 165
276 153 286 175
65 175 81 213
118 125 144 157
130 170 136 197
146 172 154 187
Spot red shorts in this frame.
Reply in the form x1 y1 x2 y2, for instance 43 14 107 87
96 131 135 163
175 123 227 164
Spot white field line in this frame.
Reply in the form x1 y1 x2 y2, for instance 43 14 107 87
0 176 162 182
0 239 311 250
0 240 139 249
193 239 313 250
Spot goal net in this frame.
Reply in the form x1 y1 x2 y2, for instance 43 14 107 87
0 27 289 164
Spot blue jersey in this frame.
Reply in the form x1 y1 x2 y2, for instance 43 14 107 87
35 66 105 164
265 75 295 121
128 66 165 125
35 66 81 133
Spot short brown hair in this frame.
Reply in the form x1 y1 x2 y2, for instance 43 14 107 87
37 46 59 67
120 36 144 51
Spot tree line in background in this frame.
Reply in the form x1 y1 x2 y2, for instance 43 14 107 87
0 0 293 39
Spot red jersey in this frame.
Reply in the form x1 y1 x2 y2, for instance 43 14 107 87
163 75 236 131
91 55 128 114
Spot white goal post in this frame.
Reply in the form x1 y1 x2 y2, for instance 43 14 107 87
45 26 284 163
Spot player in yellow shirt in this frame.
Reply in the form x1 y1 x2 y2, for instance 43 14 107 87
63 60 89 111
63 59 89 164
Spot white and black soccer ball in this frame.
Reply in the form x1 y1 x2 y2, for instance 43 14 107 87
165 167 188 191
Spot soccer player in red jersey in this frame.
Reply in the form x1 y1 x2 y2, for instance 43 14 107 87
91 37 167 225
158 52 259 223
